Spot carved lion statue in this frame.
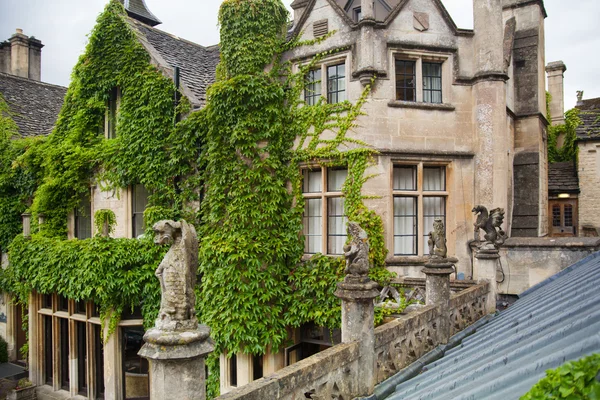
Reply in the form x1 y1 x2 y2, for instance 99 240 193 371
153 220 198 329
472 206 507 247
428 218 447 259
343 222 370 277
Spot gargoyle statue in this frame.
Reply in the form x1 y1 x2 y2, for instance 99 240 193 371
153 220 198 330
472 206 507 248
428 218 447 259
343 222 370 278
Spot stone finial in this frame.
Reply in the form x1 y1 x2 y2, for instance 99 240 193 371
428 218 447 259
152 219 199 331
343 222 370 281
472 206 507 250
577 90 584 106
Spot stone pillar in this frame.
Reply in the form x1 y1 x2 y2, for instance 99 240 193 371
422 258 456 344
474 248 499 314
334 276 379 397
472 0 509 227
138 326 214 400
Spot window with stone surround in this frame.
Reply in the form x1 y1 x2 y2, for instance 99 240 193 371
302 58 347 105
302 167 348 255
393 53 448 105
37 294 106 399
74 192 92 239
393 164 447 256
132 184 149 238
104 87 120 139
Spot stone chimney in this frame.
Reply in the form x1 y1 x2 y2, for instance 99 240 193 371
546 61 567 125
290 0 310 25
0 29 43 81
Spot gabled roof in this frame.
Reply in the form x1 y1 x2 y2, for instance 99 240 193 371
290 0 470 40
548 161 579 195
0 72 67 137
128 19 220 108
576 97 600 141
118 0 162 27
387 251 600 399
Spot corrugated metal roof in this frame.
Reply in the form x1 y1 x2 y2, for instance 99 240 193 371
386 252 600 400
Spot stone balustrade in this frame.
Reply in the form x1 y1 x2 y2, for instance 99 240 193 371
216 282 490 400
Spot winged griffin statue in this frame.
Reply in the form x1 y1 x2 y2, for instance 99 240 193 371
472 205 507 249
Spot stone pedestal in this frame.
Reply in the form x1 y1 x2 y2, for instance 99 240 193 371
422 258 456 343
334 276 379 397
474 246 499 314
138 325 214 400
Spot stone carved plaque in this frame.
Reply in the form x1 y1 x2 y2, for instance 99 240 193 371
414 12 429 32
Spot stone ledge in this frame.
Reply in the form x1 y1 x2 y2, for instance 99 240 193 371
503 237 600 248
387 100 455 111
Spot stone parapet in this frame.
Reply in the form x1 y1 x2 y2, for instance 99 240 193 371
216 283 490 400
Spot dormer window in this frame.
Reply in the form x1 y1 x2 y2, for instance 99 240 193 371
105 87 119 139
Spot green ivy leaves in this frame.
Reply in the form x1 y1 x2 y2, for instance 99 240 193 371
521 354 600 400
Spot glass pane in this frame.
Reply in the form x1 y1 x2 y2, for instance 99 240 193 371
303 169 322 193
327 64 346 104
77 322 88 395
328 169 347 192
122 327 149 400
75 193 92 239
44 316 53 385
394 197 417 255
327 197 347 255
304 69 322 106
395 59 416 102
94 324 105 398
133 185 149 213
564 205 573 227
423 167 446 191
304 199 322 254
423 197 446 254
552 205 561 227
393 166 417 191
60 318 69 390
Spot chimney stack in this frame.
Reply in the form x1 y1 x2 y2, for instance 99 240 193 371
290 0 310 27
546 61 567 125
0 29 43 81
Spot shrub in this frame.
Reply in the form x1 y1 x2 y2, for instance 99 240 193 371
0 335 8 363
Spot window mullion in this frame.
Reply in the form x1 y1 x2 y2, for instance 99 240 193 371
322 168 328 254
416 58 423 102
417 163 424 256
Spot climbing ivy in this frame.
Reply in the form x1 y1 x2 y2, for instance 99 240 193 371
0 94 38 253
547 92 582 164
520 353 600 399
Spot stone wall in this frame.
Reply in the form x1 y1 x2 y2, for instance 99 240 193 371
497 237 600 295
216 283 490 400
578 142 600 232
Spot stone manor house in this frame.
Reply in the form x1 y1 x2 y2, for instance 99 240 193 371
1 0 592 399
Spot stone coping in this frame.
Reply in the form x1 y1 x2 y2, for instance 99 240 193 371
216 341 359 399
503 237 600 248
387 100 455 111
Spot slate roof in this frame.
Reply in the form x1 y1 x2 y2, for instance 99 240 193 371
129 19 220 108
576 97 600 141
0 72 67 137
548 161 579 195
387 251 600 400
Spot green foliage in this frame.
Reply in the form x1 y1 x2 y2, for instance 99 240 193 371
548 108 582 164
199 6 393 398
0 335 8 363
25 1 200 238
521 353 600 400
94 209 116 236
0 95 38 252
2 234 166 337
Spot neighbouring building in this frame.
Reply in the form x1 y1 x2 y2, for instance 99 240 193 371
575 95 600 236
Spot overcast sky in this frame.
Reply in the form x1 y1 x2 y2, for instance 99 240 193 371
1 0 598 110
